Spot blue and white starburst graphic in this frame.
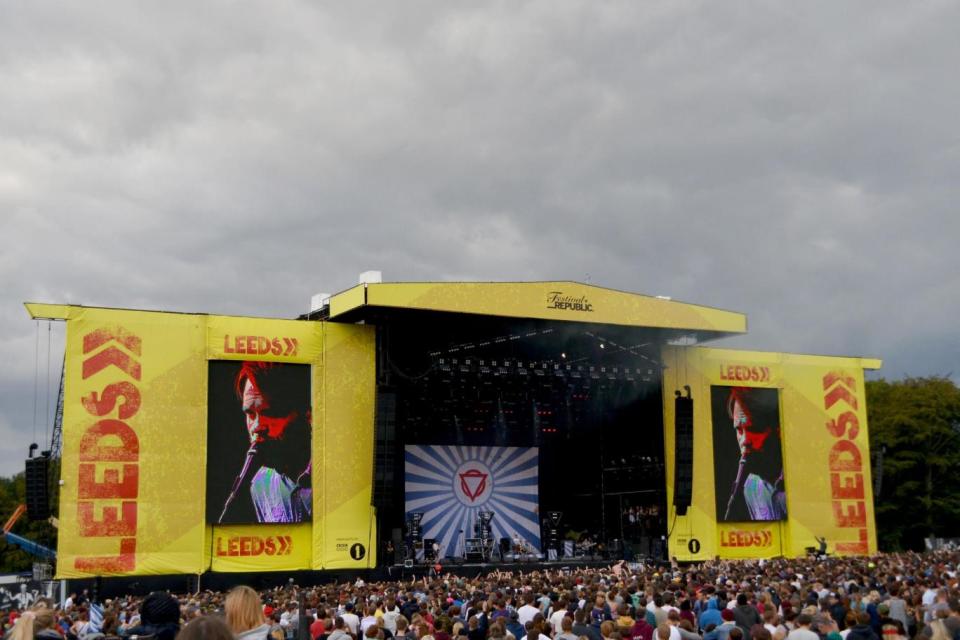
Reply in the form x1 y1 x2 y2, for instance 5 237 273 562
405 445 540 558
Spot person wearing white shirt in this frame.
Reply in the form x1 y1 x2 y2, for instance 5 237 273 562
518 595 541 627
342 603 361 637
549 599 569 634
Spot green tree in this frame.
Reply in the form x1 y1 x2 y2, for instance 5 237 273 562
0 470 58 574
867 376 960 550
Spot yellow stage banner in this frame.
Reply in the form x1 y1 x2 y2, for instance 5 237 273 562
46 304 379 577
58 308 207 577
314 323 377 569
663 347 879 561
208 524 312 572
207 316 323 363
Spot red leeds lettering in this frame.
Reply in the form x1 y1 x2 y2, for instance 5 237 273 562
78 463 138 499
82 382 141 420
831 472 865 500
833 501 867 528
826 411 859 439
823 371 856 393
835 528 869 554
824 381 858 411
829 440 863 472
82 327 141 356
75 537 136 573
223 335 235 354
78 420 139 462
77 501 137 537
83 347 142 381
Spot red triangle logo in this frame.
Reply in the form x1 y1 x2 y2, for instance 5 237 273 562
459 469 488 502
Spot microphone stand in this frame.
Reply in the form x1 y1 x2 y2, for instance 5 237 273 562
724 455 748 521
218 443 258 524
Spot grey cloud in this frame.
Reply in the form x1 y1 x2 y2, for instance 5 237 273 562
0 1 957 474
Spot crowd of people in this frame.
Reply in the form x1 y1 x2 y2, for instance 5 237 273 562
6 551 960 640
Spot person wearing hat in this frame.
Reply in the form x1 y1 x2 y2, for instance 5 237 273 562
124 591 181 640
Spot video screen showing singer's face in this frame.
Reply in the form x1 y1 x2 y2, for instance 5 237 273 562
207 361 312 524
711 386 786 522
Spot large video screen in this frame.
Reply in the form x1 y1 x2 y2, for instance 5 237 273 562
207 361 312 524
711 386 786 522
404 445 541 558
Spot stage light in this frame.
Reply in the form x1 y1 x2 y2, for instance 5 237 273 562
561 352 566 359
600 343 605 349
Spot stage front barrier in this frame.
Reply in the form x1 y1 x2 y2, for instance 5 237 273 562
662 346 881 561
42 304 377 578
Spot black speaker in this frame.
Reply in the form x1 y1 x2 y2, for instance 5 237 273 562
25 456 50 520
673 389 694 516
500 537 511 554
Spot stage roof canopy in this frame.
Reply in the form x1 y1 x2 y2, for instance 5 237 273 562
324 281 746 344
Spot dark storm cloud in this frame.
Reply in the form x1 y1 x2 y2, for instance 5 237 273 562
0 1 957 473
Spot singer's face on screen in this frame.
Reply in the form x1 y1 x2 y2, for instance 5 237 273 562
731 394 771 456
242 379 297 445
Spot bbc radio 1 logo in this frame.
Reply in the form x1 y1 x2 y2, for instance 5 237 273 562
336 542 366 560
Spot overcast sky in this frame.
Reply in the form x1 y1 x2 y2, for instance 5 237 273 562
1 1 958 476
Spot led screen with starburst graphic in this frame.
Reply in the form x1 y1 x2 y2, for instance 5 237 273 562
404 445 541 558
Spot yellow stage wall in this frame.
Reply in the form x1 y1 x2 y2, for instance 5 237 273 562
52 306 376 578
662 347 879 560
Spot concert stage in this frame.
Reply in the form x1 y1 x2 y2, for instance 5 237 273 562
28 279 881 582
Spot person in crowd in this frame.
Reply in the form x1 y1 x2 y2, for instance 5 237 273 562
125 592 182 640
328 617 354 640
846 613 880 640
733 595 762 638
786 614 818 640
177 615 236 640
341 602 361 637
573 607 602 640
226 585 271 640
8 607 59 640
700 598 723 632
506 611 525 640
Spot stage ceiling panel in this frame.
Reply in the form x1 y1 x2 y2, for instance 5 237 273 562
327 281 747 338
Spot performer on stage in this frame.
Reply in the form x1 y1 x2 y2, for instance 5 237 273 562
722 387 786 521
219 362 312 523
